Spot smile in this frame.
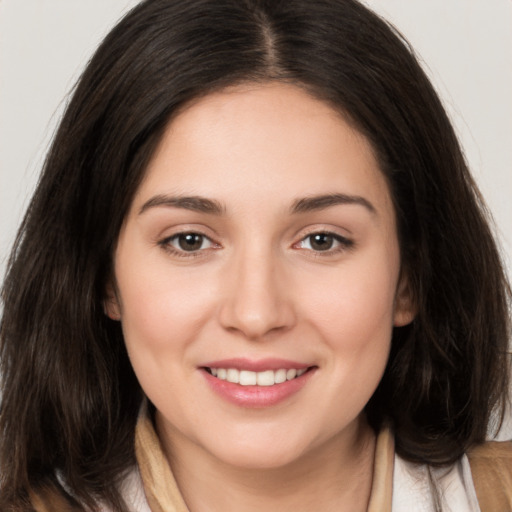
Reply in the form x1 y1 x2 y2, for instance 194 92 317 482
201 362 316 408
206 367 308 386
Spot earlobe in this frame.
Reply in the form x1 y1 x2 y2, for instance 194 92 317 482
393 274 417 327
104 282 122 321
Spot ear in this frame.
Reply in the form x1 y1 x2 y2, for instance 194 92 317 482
393 272 416 327
104 280 122 321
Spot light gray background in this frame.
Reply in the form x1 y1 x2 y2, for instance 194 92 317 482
0 1 511 437
1 1 511 279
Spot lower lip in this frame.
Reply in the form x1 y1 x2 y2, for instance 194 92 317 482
202 368 316 408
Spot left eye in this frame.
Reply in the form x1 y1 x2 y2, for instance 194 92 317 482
298 233 350 252
166 233 213 252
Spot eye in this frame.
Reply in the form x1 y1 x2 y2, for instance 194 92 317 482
297 232 353 252
164 232 214 253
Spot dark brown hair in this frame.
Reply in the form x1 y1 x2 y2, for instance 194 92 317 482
1 0 510 510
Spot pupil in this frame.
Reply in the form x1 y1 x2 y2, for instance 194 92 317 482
178 233 203 251
311 233 333 251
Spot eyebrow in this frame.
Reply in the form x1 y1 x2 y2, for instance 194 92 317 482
291 193 376 215
138 192 376 216
139 195 225 215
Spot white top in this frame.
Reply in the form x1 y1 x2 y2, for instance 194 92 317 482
112 454 480 512
393 454 481 511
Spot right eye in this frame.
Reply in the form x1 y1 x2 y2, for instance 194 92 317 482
161 232 215 254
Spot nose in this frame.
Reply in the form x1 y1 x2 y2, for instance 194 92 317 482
218 248 296 340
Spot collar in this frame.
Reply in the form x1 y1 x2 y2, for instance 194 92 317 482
135 408 394 512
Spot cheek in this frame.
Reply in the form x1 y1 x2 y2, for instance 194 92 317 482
113 241 219 362
114 264 220 410
305 258 398 341
298 244 399 388
301 263 396 423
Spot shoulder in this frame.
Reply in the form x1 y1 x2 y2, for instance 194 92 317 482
393 453 480 512
117 466 152 512
28 467 151 512
96 466 151 512
467 439 512 512
392 440 512 512
468 438 512 464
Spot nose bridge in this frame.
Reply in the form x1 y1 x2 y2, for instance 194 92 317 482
218 241 295 339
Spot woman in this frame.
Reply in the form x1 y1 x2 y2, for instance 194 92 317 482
1 0 510 511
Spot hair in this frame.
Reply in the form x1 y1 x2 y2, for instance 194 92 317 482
1 0 510 510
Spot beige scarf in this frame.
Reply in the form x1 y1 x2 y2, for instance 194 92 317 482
134 411 395 512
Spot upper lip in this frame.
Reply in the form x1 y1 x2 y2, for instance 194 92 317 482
201 358 312 372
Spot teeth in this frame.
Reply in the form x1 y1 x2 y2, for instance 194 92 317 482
274 369 287 384
209 367 309 386
286 369 297 380
239 370 257 385
257 370 274 386
226 368 239 383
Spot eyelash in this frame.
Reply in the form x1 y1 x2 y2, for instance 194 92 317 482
158 231 218 258
293 231 354 256
158 230 354 259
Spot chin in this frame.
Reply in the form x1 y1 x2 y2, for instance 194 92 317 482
200 427 324 471
212 444 306 471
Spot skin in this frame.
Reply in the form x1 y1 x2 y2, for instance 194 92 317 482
107 83 415 511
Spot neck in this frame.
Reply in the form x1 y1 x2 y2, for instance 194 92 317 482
157 415 376 512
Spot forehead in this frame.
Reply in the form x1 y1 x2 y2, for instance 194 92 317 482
131 82 393 220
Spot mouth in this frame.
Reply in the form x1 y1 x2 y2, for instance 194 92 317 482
200 358 317 407
203 366 313 387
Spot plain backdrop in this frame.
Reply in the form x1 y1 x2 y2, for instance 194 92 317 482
1 1 511 279
0 1 511 437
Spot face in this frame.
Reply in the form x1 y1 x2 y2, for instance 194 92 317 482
107 83 414 470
